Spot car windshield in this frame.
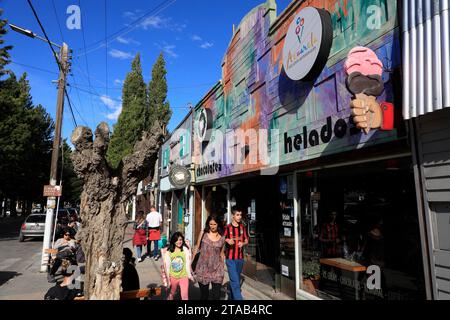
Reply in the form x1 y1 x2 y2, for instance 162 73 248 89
26 215 46 223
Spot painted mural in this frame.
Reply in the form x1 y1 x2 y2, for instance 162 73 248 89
192 0 401 183
161 111 193 180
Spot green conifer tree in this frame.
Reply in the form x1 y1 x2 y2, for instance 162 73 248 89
148 52 172 126
107 53 148 168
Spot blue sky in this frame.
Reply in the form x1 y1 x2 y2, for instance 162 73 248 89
2 0 291 141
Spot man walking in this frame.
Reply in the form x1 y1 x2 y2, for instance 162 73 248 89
146 205 162 260
224 206 249 300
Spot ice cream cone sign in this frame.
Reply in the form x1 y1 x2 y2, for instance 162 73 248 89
345 47 394 134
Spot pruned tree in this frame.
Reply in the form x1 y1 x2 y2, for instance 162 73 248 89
71 121 164 300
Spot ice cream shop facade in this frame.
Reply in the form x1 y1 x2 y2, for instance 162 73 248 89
190 0 429 300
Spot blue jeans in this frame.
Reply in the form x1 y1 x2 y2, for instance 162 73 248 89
226 259 245 300
135 245 142 259
147 240 159 258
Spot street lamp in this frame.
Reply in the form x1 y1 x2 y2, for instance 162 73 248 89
9 23 70 272
9 23 62 48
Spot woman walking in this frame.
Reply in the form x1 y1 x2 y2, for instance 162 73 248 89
193 214 226 300
133 211 148 262
163 232 194 300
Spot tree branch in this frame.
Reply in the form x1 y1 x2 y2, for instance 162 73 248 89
120 121 165 202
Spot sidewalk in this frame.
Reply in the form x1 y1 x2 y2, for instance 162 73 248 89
0 252 48 300
0 226 287 300
124 226 292 300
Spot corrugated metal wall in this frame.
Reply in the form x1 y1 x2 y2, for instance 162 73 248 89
416 108 450 299
402 0 450 119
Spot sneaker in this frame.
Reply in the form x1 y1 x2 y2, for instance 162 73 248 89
154 256 159 261
137 258 142 263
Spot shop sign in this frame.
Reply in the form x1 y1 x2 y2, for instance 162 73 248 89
282 265 289 277
195 107 213 143
168 165 191 190
282 7 333 81
283 116 361 155
43 185 62 197
196 162 222 178
311 192 321 201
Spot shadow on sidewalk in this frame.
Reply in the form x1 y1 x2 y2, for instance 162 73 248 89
0 271 22 286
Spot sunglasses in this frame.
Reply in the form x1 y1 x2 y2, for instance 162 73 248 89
64 234 70 236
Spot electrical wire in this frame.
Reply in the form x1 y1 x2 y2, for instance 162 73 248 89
10 61 59 75
64 88 78 127
77 0 97 124
27 0 78 130
76 0 177 57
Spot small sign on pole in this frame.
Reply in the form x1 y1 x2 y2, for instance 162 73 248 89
43 185 62 197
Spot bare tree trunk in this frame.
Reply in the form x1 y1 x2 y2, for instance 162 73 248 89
71 122 164 300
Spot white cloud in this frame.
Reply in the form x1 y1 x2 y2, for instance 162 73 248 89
200 42 214 49
101 95 122 121
141 16 167 29
140 15 186 32
123 10 141 20
163 45 178 58
109 49 134 60
100 95 117 109
155 43 179 58
116 36 141 45
191 34 202 41
114 79 124 86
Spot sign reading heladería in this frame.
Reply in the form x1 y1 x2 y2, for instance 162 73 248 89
282 7 333 81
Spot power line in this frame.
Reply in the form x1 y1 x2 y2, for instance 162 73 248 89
71 60 110 113
26 1 78 130
76 0 177 57
105 0 108 99
51 0 88 128
26 0 63 71
67 83 190 109
10 61 59 75
64 88 78 127
67 85 88 127
63 79 217 91
51 0 65 43
77 0 97 125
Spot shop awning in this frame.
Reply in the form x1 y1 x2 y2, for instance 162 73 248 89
402 0 450 119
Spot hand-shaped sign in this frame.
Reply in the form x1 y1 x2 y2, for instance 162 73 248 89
345 47 394 134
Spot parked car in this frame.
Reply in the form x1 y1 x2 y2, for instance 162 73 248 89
19 214 46 242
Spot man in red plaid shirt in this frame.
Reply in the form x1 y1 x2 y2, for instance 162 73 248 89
224 206 249 300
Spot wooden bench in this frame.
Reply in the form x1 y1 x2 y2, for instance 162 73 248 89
73 287 162 300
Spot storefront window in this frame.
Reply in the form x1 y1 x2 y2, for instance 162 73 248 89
299 158 426 300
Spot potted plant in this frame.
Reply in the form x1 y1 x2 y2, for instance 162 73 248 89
302 260 321 295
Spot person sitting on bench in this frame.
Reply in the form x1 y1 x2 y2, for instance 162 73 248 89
48 228 76 283
44 259 82 300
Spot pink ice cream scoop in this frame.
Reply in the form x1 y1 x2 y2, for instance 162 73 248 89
344 47 383 76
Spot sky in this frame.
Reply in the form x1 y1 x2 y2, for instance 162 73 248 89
2 0 292 142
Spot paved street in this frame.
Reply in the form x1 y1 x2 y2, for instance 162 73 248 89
0 216 48 299
0 219 287 300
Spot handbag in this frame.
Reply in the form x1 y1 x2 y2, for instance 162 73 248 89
191 232 205 272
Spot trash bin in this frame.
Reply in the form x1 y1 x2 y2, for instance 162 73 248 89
158 234 167 249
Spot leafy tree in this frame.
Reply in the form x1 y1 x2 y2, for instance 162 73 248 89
0 72 54 215
0 10 12 78
58 140 82 206
148 52 172 126
107 53 148 168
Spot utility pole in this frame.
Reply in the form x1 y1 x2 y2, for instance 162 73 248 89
40 43 70 272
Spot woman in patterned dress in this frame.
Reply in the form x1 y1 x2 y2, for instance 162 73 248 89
193 214 226 300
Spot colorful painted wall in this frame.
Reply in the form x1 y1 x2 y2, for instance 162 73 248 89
161 111 193 179
193 0 401 183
